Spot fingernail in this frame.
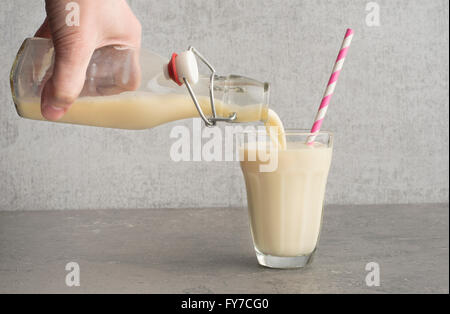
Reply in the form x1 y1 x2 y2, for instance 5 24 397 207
50 105 65 111
41 103 66 121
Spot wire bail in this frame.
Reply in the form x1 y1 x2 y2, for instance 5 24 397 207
180 47 237 127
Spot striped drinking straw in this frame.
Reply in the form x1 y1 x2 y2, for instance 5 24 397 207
307 28 354 145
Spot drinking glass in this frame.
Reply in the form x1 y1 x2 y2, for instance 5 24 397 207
239 130 333 268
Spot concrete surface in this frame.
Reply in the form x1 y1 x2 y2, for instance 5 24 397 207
0 1 449 211
0 203 448 294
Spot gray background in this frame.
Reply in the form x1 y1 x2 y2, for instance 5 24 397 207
0 0 448 210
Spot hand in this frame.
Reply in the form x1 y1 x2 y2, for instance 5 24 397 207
35 0 141 120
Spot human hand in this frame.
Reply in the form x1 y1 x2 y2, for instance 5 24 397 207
35 0 141 120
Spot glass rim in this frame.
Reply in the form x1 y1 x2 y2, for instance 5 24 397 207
238 129 334 136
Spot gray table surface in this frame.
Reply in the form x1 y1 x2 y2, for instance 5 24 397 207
0 204 448 294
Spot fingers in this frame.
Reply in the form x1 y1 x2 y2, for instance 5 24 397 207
122 48 141 92
77 46 141 97
41 39 94 120
38 0 142 120
98 47 141 96
35 18 52 39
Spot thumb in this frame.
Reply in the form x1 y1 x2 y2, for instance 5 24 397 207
41 43 93 120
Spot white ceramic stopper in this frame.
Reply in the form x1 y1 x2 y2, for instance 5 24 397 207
175 50 199 85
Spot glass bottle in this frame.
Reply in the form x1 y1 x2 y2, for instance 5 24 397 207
10 38 269 130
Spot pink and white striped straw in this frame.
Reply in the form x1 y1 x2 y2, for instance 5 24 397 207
307 28 354 145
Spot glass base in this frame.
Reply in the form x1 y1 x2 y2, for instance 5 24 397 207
255 249 315 269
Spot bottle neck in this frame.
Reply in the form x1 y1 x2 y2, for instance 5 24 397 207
190 74 270 124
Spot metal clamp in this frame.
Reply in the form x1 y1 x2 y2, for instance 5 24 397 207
182 47 237 127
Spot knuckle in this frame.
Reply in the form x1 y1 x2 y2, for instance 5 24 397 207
56 40 91 62
51 84 79 105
